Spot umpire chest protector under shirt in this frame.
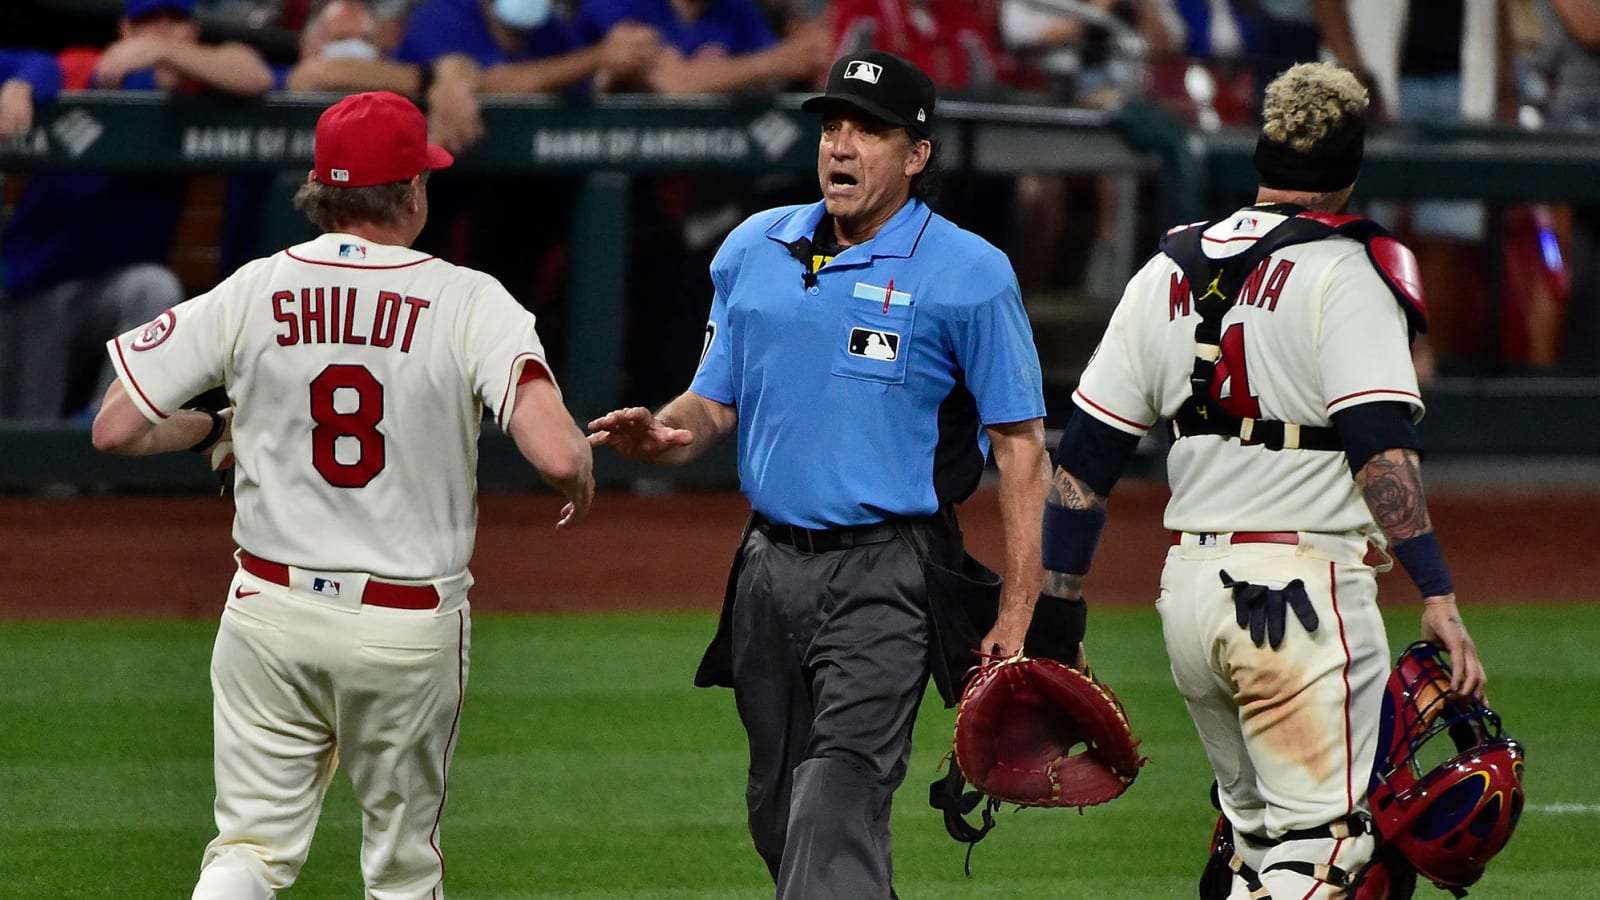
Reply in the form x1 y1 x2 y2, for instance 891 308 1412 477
690 199 1045 529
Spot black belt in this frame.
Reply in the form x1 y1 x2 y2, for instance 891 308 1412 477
754 515 901 554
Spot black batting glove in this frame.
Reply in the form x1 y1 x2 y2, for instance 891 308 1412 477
1220 570 1318 649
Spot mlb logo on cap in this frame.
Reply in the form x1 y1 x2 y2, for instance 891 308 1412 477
313 91 454 188
844 60 882 84
802 51 937 138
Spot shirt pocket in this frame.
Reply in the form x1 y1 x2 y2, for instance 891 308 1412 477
830 299 915 385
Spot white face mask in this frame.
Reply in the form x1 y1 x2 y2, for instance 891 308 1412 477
492 0 552 30
320 38 381 61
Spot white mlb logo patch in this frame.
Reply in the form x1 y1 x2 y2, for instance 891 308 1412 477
848 327 899 361
844 61 882 84
330 168 350 183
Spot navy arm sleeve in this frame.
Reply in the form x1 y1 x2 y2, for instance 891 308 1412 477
1331 401 1421 476
1054 407 1142 497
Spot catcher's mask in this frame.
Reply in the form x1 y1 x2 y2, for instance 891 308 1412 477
1368 642 1525 894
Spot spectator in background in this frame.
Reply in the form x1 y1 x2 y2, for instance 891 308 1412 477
396 0 661 91
284 0 483 149
199 0 415 49
88 0 275 91
0 49 61 139
1315 0 1516 376
0 0 272 421
211 3 468 152
825 0 1026 302
568 0 830 407
219 0 485 278
1541 0 1600 371
1144 1 1327 123
573 0 830 93
832 0 1006 92
1001 0 1179 300
388 0 661 382
1002 0 1179 103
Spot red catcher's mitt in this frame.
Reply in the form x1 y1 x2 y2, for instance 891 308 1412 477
953 655 1145 807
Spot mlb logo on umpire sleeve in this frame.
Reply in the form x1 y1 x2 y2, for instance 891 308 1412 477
844 61 882 84
848 327 899 361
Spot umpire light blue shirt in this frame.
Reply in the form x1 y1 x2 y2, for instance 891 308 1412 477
691 199 1044 529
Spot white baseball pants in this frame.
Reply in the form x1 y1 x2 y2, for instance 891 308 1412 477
1158 531 1391 899
191 568 470 900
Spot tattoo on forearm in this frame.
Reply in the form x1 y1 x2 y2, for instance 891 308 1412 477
1359 449 1432 541
1048 467 1107 511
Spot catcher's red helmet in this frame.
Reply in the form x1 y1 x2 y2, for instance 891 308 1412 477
1369 642 1525 892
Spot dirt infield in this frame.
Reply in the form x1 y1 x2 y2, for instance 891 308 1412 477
1 480 1593 620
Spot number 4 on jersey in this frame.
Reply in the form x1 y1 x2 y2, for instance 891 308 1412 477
1211 323 1261 419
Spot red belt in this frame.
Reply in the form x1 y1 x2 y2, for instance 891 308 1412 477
1170 531 1300 546
238 551 440 610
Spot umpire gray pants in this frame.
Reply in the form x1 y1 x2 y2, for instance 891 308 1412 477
732 529 930 900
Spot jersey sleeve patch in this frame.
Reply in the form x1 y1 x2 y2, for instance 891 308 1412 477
129 309 177 351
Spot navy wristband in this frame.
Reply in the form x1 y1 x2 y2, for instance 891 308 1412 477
1041 503 1106 575
1392 531 1454 598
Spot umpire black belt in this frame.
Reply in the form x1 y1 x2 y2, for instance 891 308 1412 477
753 515 900 554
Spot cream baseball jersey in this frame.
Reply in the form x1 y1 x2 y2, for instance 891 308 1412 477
1075 208 1423 536
107 232 553 578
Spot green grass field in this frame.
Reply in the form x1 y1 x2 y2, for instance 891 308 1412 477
2 604 1595 899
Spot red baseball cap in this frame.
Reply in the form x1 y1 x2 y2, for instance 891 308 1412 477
313 91 453 188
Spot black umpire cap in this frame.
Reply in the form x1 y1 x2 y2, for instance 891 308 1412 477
802 51 936 139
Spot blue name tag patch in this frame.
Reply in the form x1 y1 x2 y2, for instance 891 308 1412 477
852 282 912 306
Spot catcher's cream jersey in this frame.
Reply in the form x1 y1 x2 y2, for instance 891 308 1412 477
108 233 553 578
1075 208 1423 537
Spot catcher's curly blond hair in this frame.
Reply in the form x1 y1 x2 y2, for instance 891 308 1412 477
1260 62 1368 153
